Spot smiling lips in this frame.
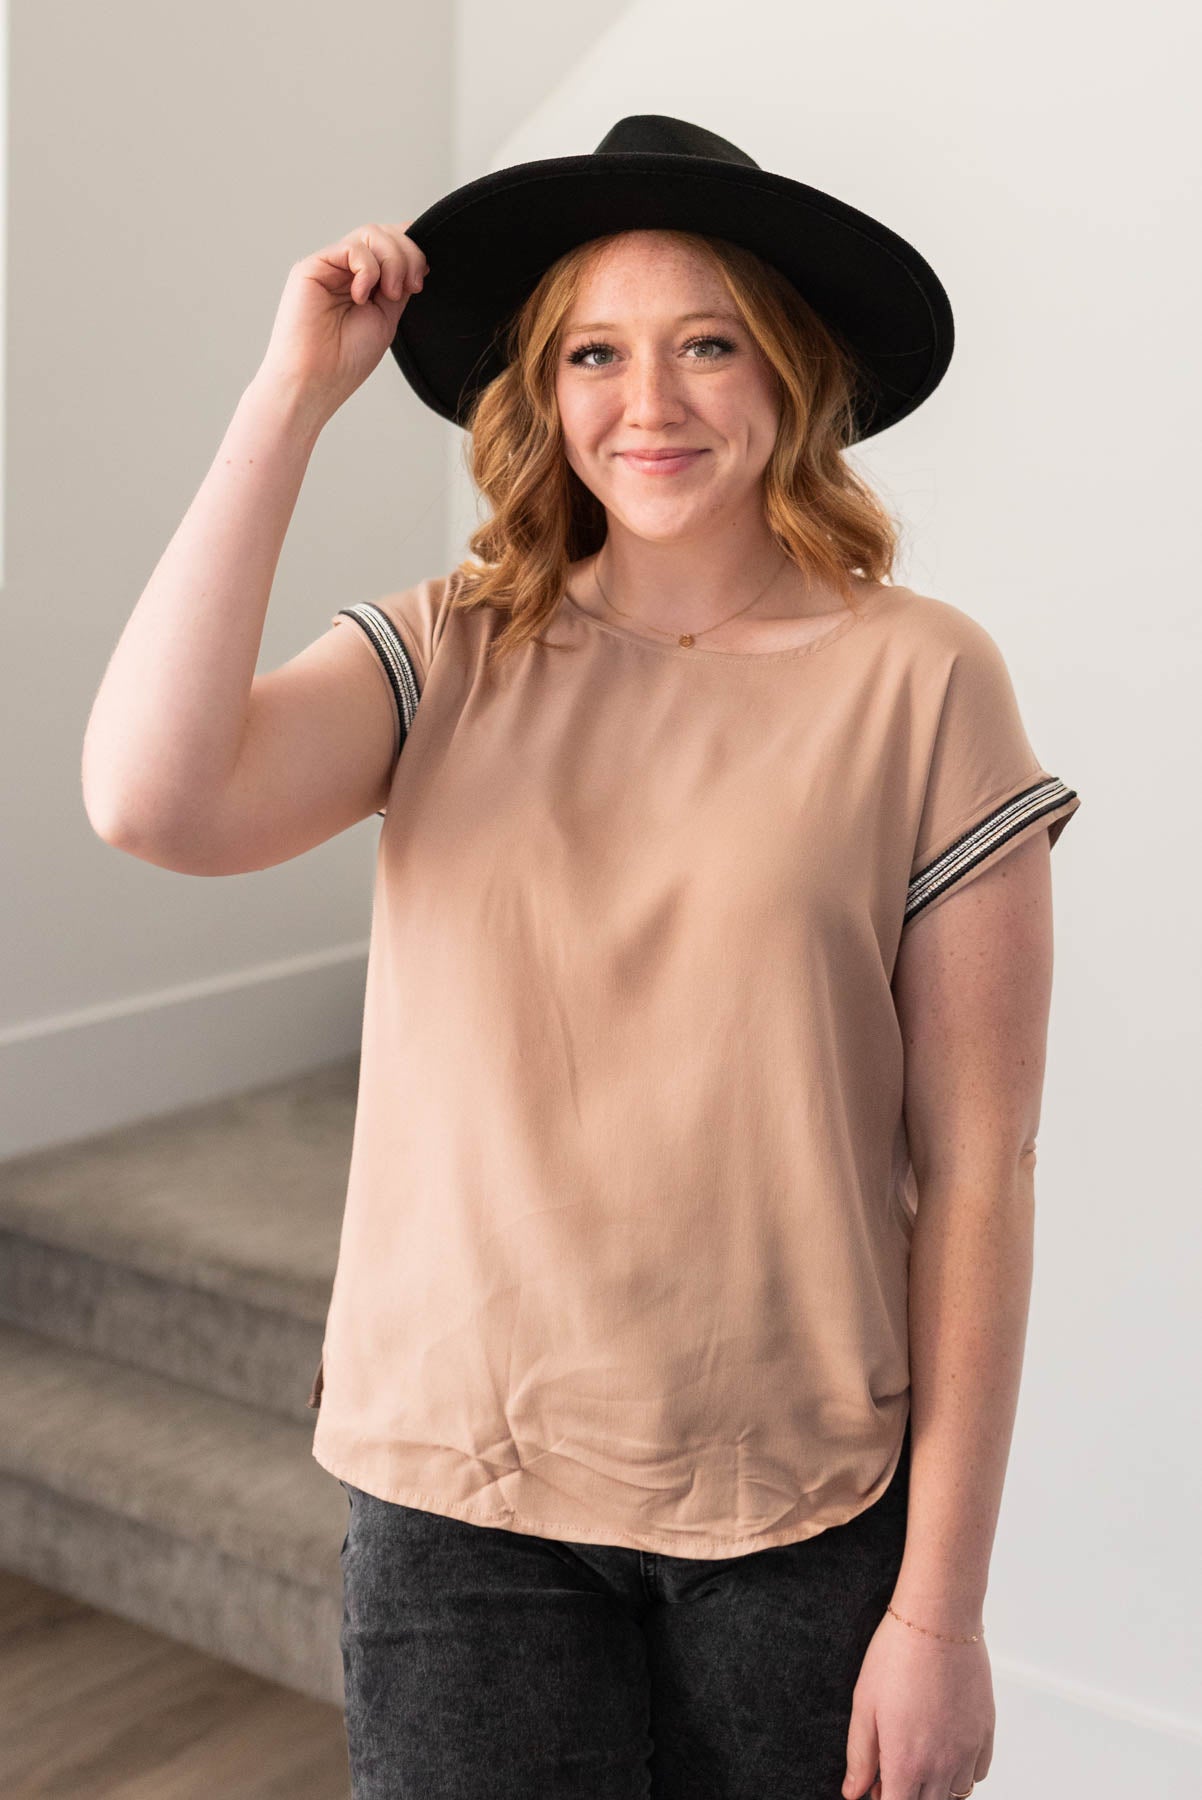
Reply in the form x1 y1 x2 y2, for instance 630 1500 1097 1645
618 449 708 474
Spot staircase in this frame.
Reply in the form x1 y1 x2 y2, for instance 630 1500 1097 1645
0 1059 357 1708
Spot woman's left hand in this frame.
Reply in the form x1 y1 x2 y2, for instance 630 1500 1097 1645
842 1612 995 1799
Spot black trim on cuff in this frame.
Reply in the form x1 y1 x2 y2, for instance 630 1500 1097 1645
905 776 1078 923
334 603 423 818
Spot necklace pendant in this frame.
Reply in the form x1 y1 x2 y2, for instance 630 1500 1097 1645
678 633 695 648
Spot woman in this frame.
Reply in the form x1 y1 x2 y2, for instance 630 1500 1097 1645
83 115 1081 1800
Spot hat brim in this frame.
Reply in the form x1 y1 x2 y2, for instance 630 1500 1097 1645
391 151 953 441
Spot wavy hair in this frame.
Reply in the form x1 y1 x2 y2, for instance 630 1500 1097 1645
442 228 904 672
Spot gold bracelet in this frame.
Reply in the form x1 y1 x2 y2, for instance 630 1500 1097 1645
886 1603 984 1645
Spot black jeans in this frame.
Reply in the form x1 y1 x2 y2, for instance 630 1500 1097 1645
338 1419 910 1799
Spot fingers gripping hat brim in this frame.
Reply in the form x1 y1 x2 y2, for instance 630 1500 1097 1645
390 142 954 443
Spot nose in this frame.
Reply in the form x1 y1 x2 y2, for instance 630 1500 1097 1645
621 353 689 429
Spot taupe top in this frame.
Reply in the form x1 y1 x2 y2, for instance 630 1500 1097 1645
307 569 1080 1557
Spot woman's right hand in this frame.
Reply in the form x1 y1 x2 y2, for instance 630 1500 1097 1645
257 221 430 421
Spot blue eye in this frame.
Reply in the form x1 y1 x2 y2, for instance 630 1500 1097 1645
565 334 737 368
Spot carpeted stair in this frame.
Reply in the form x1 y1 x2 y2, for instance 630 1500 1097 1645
0 1059 359 1706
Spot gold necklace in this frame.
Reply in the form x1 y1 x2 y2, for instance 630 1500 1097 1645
591 548 789 648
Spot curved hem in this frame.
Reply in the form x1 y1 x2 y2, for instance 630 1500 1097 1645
311 1426 910 1561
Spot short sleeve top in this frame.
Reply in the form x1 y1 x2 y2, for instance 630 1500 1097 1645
308 570 1081 1557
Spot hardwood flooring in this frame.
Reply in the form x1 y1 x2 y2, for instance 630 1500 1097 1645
0 1568 350 1797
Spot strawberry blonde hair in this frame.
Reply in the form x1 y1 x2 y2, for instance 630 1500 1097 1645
442 228 903 672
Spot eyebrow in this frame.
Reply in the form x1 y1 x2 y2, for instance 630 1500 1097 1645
563 310 743 333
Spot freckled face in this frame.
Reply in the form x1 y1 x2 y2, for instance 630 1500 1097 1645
554 233 781 542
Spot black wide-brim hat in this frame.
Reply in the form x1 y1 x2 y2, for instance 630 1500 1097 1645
391 113 954 445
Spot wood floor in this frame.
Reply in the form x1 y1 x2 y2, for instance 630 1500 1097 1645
0 1567 350 1798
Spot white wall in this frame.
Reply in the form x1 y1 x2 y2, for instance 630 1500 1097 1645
449 3 1200 1785
0 2 448 1146
1 0 1197 1786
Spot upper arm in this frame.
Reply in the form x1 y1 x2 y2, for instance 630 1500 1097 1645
136 596 420 876
890 601 1083 1184
892 828 1055 1189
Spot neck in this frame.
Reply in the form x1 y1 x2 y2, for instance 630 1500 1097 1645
590 530 835 632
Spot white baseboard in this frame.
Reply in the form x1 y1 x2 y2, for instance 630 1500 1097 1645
986 1657 1200 1794
0 941 371 1160
996 1648 1200 1745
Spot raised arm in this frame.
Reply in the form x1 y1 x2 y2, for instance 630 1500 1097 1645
82 223 428 871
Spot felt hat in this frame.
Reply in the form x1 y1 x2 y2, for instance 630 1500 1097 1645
390 113 954 443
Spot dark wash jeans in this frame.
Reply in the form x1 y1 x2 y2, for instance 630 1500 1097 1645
338 1417 910 1799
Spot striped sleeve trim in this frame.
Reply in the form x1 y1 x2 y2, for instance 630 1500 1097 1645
904 775 1078 923
334 604 422 817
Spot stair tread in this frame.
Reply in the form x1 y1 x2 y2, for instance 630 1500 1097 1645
0 1060 359 1323
0 1320 346 1587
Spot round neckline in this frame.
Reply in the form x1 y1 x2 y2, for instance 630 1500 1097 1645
560 585 878 662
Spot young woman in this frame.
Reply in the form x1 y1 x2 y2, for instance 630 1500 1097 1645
83 114 1081 1800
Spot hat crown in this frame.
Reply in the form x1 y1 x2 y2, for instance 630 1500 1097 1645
592 113 760 170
